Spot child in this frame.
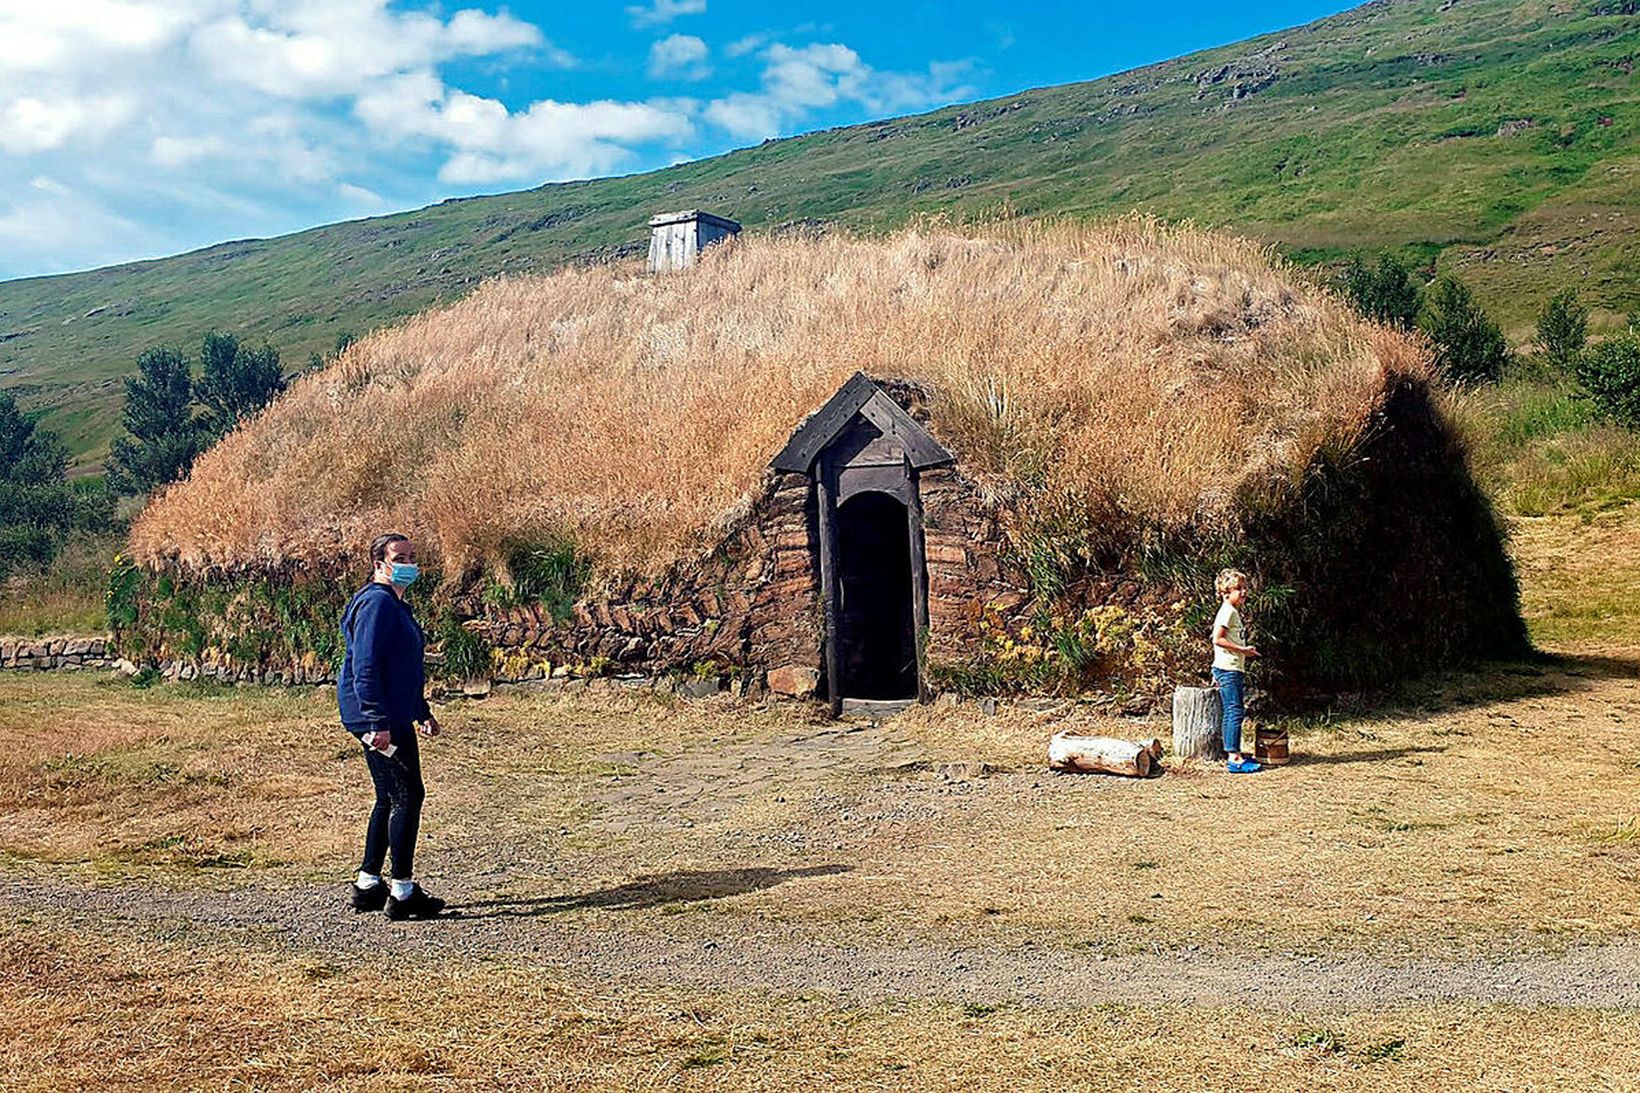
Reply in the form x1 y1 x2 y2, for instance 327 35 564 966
1211 568 1261 773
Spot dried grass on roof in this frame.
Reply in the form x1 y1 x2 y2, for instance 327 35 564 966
130 218 1430 581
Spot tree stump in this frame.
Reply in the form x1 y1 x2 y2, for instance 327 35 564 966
1048 732 1153 777
1172 685 1225 761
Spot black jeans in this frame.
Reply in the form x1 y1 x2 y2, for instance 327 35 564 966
359 725 424 880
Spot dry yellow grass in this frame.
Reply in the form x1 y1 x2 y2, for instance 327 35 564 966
131 219 1429 581
4 921 1637 1092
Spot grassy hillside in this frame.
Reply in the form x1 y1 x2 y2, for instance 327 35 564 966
2 0 1636 468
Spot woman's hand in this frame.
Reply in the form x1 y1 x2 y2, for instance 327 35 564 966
419 714 441 737
361 729 392 752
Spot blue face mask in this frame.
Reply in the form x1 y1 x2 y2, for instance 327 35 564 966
387 562 419 588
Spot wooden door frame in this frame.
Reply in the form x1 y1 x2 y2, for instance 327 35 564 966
818 451 930 716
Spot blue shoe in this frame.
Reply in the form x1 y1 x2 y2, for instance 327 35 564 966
1226 757 1262 774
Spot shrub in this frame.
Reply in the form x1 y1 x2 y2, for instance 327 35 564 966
108 347 203 496
1341 253 1421 329
1420 275 1509 384
483 540 588 623
1576 332 1640 428
195 331 286 436
1536 289 1588 371
0 393 113 581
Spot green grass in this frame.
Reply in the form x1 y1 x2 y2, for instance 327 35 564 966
2 0 1637 470
0 533 119 636
1460 369 1640 517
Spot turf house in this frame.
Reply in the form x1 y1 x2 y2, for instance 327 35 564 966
116 219 1528 708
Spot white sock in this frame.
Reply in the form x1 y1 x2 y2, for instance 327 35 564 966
356 871 382 889
390 878 415 900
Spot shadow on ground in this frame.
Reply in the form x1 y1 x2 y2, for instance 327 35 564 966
452 864 852 920
1285 744 1447 767
1279 651 1640 725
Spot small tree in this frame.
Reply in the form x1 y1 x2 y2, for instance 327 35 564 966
0 393 108 580
1536 289 1588 370
1420 275 1510 384
1342 253 1422 329
1576 332 1640 428
108 347 203 495
195 331 285 436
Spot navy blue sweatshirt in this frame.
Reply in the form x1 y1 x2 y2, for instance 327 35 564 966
337 582 431 735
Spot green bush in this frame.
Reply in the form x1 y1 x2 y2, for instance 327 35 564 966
1420 276 1509 384
0 392 115 583
435 609 492 680
1575 333 1640 428
483 540 587 623
1341 253 1421 329
1536 289 1588 371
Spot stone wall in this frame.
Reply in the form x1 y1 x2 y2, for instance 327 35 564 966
1 635 115 672
919 465 1029 665
474 461 1027 696
469 469 824 691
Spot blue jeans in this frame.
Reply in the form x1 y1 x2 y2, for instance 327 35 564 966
1212 668 1245 754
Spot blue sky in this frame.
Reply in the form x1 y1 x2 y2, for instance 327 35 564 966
0 1 1351 280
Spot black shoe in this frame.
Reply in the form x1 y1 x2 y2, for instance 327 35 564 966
350 882 388 913
385 885 446 921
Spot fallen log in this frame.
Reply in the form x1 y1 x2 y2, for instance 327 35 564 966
1047 732 1154 777
1172 685 1225 761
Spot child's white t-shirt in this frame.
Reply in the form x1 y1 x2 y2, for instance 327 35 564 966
1212 601 1245 672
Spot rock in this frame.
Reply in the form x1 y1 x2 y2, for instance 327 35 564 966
978 696 998 717
937 760 994 781
766 664 819 697
679 678 722 699
462 677 493 697
112 658 140 678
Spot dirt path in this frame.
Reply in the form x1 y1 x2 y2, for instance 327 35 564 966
7 871 1638 1010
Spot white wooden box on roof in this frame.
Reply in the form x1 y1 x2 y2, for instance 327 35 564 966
647 210 742 273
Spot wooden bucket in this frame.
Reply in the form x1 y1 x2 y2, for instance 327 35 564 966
1253 725 1290 766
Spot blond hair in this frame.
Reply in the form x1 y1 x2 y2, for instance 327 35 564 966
1215 568 1248 597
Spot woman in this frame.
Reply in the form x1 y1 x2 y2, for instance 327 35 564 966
337 532 445 920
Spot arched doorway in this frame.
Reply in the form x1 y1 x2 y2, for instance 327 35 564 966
835 491 918 701
770 372 954 716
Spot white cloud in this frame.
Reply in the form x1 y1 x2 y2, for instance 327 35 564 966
356 74 691 184
0 2 699 273
0 1 193 74
625 0 706 29
337 181 388 208
0 176 155 274
648 34 711 81
705 42 974 141
0 93 137 154
724 33 768 59
189 1 549 100
149 134 227 168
